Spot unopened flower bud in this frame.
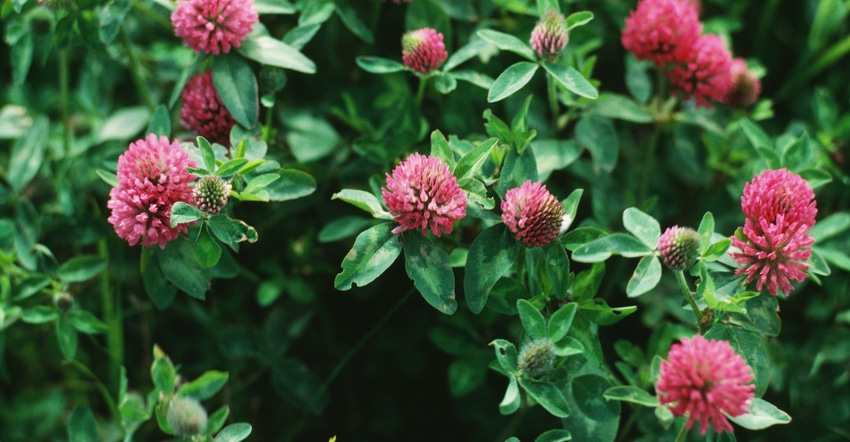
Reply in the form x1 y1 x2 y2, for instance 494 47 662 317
53 292 74 312
193 175 231 215
518 338 557 381
259 66 287 94
723 58 761 108
530 9 569 62
658 226 701 271
502 180 564 248
167 396 208 436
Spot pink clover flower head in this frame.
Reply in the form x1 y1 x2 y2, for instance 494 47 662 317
171 0 259 55
723 58 762 108
531 9 569 62
621 0 702 66
668 34 734 108
401 28 448 74
180 71 236 147
107 134 197 248
729 168 817 297
382 153 466 237
657 226 701 271
657 335 755 435
501 180 564 248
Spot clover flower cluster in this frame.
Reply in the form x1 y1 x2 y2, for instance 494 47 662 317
401 28 448 74
107 135 196 249
657 335 755 435
658 226 701 271
180 71 236 147
382 153 466 237
729 168 817 297
530 9 569 62
502 180 564 248
171 0 258 55
621 0 760 108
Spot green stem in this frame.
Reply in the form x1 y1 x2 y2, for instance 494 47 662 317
59 48 71 157
65 359 121 425
284 289 415 442
675 270 704 334
120 27 155 110
99 237 123 396
261 101 275 142
415 76 428 107
638 125 661 204
546 71 559 131
674 421 689 442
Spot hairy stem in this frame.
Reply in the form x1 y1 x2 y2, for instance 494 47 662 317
546 71 559 131
675 270 704 333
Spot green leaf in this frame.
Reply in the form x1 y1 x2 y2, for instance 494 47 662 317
464 225 518 313
254 0 295 14
575 115 618 173
517 299 547 340
169 202 204 227
430 130 455 167
197 136 217 172
562 375 620 442
486 277 528 315
543 243 570 299
450 70 494 90
491 339 519 373
318 217 374 243
625 56 652 103
488 62 539 102
728 398 791 430
298 0 334 25
571 233 652 262
147 105 172 137
444 39 490 71
21 305 58 324
10 27 32 87
702 239 731 262
244 173 280 195
580 298 637 326
178 370 229 400
215 158 250 178
498 141 539 194
403 233 457 314
809 211 850 242
331 189 391 219
8 115 48 193
98 0 132 44
97 169 119 188
160 237 212 300
566 11 594 30
334 223 403 290
283 24 320 50
151 345 176 395
697 211 715 253
56 315 78 360
454 138 498 180
476 29 536 61
207 214 258 246
589 93 652 123
213 54 259 128
141 247 177 309
519 379 570 417
334 3 373 43
355 56 405 74
57 255 106 283
98 107 150 142
68 405 99 442
434 72 458 94
542 63 598 99
203 406 230 436
548 303 577 342
499 375 521 415
602 385 659 407
266 169 317 202
67 310 108 334
626 255 662 298
739 118 772 149
623 207 661 249
237 32 316 74
704 324 770 397
535 429 572 442
194 226 222 269
216 423 252 442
